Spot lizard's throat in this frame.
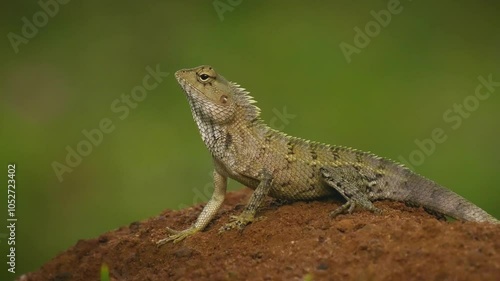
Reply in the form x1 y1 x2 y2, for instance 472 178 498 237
188 101 229 156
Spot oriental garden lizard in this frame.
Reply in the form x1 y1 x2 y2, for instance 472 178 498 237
157 65 499 245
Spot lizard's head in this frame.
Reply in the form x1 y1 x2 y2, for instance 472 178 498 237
175 65 260 125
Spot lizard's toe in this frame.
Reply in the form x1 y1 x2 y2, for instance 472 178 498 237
156 226 199 246
165 226 180 235
330 201 352 218
219 214 255 233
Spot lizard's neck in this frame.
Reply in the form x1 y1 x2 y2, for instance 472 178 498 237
191 113 268 163
197 121 229 157
187 100 240 159
187 89 265 159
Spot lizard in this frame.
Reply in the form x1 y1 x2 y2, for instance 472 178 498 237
157 65 499 245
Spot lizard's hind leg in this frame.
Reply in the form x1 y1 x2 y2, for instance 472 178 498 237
320 166 381 217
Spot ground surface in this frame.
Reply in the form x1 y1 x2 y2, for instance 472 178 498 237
20 188 500 281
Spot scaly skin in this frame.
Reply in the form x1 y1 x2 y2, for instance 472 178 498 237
156 65 499 245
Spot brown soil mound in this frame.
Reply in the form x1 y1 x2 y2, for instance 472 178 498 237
20 188 500 281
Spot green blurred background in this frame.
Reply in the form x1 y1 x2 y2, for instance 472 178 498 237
1 0 499 278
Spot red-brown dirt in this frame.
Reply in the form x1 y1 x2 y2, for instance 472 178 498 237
20 188 500 281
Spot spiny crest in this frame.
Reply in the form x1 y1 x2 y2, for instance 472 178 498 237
229 82 261 121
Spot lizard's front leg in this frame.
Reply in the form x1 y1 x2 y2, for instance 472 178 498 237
219 170 273 232
157 169 227 245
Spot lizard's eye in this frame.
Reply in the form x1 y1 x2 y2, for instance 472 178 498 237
199 73 210 81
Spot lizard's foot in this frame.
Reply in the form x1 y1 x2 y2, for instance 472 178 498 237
330 200 382 218
156 226 199 246
321 166 382 218
219 213 258 233
330 201 355 217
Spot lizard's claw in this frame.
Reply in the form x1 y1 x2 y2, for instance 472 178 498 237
156 226 199 246
219 213 256 233
330 200 382 218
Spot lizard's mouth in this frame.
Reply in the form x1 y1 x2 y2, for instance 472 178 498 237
176 76 212 101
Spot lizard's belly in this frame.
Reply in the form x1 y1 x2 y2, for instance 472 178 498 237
221 160 335 200
268 177 335 200
215 150 337 200
214 157 260 188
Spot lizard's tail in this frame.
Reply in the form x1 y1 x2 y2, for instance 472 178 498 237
376 167 499 223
